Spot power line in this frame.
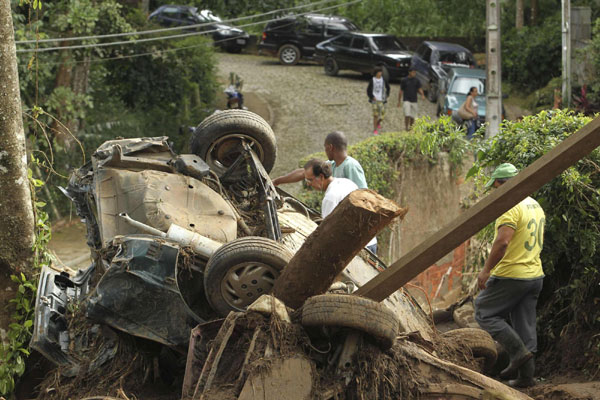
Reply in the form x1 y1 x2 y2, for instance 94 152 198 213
15 0 352 45
16 0 361 53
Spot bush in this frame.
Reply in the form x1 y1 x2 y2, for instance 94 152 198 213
501 15 562 91
468 110 600 376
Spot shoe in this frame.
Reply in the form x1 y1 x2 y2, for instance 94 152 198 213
373 130 379 135
508 377 536 388
495 330 533 380
377 123 382 130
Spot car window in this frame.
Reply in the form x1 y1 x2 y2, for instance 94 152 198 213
422 47 432 62
306 21 323 34
351 37 366 50
331 34 352 47
371 36 407 51
161 7 180 16
450 77 485 95
325 22 352 36
439 51 475 66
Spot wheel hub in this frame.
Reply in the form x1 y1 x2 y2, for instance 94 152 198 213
220 261 280 310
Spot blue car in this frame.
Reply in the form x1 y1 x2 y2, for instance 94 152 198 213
437 67 505 125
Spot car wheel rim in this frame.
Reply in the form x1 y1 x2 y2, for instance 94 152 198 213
281 48 297 64
220 261 280 310
205 133 265 174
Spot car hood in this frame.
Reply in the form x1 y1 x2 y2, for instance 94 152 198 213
446 94 486 117
375 51 412 59
215 23 246 34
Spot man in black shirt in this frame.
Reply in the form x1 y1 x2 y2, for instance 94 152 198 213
398 68 425 130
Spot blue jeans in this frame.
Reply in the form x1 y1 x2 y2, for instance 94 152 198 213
466 119 478 140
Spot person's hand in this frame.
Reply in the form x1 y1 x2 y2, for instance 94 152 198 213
477 269 490 290
272 177 282 186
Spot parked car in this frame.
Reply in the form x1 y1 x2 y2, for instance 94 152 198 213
410 41 476 102
437 66 505 125
148 5 250 53
315 32 412 81
258 13 359 65
31 110 394 372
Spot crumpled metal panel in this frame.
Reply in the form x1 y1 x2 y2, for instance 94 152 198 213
94 168 237 246
85 236 204 348
93 136 174 169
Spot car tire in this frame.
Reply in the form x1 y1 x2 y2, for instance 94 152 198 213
324 57 339 76
427 80 438 102
443 328 498 372
190 110 276 176
278 44 300 65
381 65 390 82
301 294 400 350
203 237 293 317
437 104 442 117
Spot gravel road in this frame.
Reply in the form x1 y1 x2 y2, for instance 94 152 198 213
216 53 437 192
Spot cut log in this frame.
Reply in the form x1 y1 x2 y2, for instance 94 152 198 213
273 189 407 309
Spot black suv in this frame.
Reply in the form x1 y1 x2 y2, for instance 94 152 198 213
258 13 359 65
148 5 250 53
315 33 412 81
410 41 476 102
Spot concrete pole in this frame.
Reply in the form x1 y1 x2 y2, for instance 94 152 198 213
562 0 571 107
486 0 502 138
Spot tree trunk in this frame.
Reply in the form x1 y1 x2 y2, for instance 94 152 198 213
516 0 524 30
273 189 407 309
0 0 35 329
530 0 538 25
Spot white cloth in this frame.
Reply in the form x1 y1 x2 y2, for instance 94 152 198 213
321 178 377 248
372 77 384 101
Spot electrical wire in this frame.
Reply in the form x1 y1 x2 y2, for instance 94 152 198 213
15 0 360 45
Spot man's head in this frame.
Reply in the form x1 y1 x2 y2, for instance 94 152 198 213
324 131 348 160
373 65 383 78
485 163 519 188
408 68 416 78
304 159 332 191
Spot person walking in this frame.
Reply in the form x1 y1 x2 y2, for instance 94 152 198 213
461 86 480 139
366 66 390 135
474 163 545 388
398 68 425 131
272 131 367 189
303 160 377 254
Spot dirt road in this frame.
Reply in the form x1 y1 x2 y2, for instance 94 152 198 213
215 53 437 191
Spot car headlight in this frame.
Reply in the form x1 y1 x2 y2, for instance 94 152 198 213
218 29 232 35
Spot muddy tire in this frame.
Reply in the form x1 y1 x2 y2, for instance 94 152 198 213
204 237 293 317
443 328 497 372
324 57 339 76
452 301 478 329
190 110 276 176
278 44 300 65
301 294 400 350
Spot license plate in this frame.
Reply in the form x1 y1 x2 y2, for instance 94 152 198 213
236 39 246 45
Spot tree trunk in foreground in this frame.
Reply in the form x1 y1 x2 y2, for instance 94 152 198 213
273 189 407 309
0 0 35 275
516 0 524 30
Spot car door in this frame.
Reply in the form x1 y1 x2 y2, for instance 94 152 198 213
297 18 324 55
347 36 371 72
328 34 353 68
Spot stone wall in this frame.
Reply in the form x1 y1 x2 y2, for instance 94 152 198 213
385 152 472 304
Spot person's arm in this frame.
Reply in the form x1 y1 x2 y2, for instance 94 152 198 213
367 80 374 102
272 168 304 186
397 83 403 107
465 96 477 118
385 80 391 102
418 87 426 101
477 225 516 289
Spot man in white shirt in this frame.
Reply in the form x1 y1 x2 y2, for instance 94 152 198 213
304 160 377 254
366 66 391 135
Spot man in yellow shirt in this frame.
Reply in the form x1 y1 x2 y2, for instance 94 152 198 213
474 163 545 388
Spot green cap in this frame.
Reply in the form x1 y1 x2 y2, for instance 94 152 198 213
485 163 518 188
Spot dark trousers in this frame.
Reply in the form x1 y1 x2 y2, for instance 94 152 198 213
474 277 543 352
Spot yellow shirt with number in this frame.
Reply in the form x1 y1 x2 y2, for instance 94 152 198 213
491 196 545 279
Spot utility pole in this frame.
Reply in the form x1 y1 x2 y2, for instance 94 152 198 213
562 0 571 107
486 0 502 138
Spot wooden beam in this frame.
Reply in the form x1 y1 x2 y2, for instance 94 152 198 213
356 116 600 301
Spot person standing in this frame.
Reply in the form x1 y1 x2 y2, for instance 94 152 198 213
474 163 545 388
304 160 377 254
367 66 390 135
463 86 479 139
272 131 367 189
398 68 425 131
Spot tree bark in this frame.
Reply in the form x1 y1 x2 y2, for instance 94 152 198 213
530 0 538 26
0 0 35 331
516 0 524 30
273 189 407 309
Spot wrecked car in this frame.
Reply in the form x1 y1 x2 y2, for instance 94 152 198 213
32 110 423 369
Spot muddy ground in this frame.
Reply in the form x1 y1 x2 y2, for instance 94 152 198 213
37 53 599 399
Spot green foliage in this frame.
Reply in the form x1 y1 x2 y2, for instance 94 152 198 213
297 116 472 209
501 14 562 91
467 110 600 374
0 169 51 396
